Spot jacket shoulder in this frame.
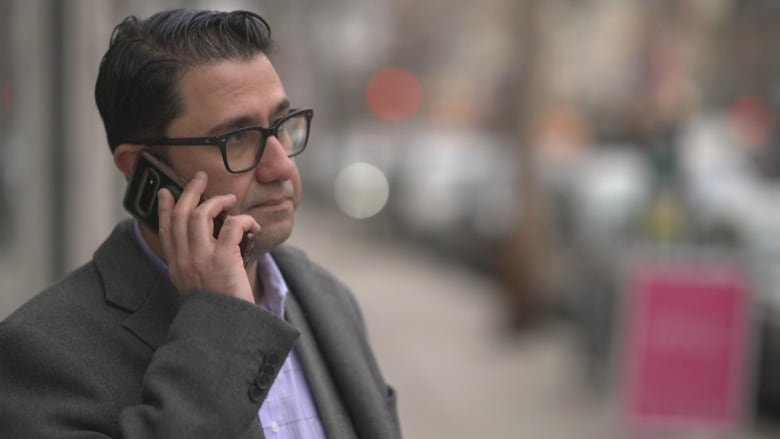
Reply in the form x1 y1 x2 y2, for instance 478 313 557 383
3 260 108 328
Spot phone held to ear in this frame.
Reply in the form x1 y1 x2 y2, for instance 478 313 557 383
123 150 255 267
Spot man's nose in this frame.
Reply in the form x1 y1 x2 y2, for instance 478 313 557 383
254 136 295 182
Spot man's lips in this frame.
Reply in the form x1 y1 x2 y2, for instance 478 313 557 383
248 196 292 210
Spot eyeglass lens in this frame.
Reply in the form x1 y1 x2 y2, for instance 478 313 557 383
224 113 309 172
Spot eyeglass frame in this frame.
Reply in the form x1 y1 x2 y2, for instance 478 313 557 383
126 108 314 174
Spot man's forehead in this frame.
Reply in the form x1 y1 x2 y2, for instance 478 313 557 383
178 56 278 95
204 99 291 136
170 56 287 132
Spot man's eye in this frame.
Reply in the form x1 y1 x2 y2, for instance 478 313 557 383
272 110 295 126
226 131 248 146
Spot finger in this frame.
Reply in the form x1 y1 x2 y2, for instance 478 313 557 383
214 214 260 253
187 194 238 253
174 171 208 214
170 172 208 259
157 188 176 266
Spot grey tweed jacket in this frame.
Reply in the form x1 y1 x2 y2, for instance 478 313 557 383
0 220 400 438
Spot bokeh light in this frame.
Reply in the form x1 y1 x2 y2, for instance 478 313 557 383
333 162 390 219
365 67 423 121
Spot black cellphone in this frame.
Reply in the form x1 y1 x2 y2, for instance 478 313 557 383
123 150 255 266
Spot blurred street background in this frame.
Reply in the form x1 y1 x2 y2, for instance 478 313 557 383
289 202 778 438
2 0 780 437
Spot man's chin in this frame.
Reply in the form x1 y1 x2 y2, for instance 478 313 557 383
251 218 294 254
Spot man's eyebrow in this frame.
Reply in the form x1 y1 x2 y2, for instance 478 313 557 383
272 98 291 118
204 99 292 137
205 116 256 136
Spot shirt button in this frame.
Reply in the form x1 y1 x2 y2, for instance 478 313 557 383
271 421 280 433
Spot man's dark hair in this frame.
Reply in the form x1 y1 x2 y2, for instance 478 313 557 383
95 9 275 152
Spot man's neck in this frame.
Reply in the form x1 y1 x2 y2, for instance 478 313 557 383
139 224 165 262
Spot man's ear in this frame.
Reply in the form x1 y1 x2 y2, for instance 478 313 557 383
113 144 145 179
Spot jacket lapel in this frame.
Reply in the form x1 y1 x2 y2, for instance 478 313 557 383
272 246 398 438
285 293 357 438
93 220 179 350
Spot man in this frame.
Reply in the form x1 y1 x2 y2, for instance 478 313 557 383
0 9 400 439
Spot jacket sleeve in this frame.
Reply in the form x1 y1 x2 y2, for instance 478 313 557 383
0 292 298 438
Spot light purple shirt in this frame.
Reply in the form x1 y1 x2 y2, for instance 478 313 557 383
132 221 326 438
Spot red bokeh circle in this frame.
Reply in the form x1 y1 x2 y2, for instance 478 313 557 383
365 67 423 121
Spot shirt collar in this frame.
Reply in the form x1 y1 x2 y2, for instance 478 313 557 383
132 219 289 318
256 251 290 318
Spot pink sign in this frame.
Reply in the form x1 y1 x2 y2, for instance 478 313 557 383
622 259 751 434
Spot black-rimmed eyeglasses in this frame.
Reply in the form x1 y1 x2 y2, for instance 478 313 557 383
128 108 314 174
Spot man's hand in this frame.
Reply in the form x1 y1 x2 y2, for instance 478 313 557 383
157 171 261 303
